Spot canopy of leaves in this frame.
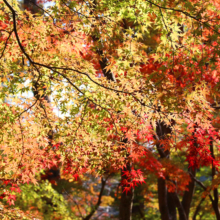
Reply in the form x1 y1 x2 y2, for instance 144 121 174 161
0 0 220 218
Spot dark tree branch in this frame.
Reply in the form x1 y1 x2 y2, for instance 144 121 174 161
192 196 206 220
83 177 108 220
189 172 218 210
145 0 220 35
0 30 13 59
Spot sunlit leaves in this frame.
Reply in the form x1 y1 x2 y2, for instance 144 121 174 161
0 2 219 219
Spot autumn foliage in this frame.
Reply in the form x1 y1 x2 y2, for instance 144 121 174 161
0 0 219 219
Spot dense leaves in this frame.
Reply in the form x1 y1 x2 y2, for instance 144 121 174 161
0 0 219 219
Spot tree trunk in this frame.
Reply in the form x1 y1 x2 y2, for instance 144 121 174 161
158 177 170 220
210 141 220 220
24 0 36 6
155 120 190 220
182 168 196 219
171 192 187 220
156 121 173 220
167 192 177 220
119 163 134 220
91 19 134 219
99 57 134 220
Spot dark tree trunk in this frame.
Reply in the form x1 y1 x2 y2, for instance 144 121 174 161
24 0 36 5
158 177 170 220
210 141 220 220
171 192 187 220
156 121 173 220
98 56 134 220
212 202 220 220
155 120 187 220
167 192 177 220
23 0 37 14
91 16 134 218
182 168 196 219
119 163 134 220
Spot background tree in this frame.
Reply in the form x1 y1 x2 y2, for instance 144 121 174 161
0 0 219 219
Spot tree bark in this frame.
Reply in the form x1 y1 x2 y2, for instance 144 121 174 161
156 121 174 220
210 141 220 220
119 163 134 220
24 0 36 6
182 167 196 219
90 6 134 217
97 54 134 220
171 192 187 220
167 192 177 220
158 177 170 220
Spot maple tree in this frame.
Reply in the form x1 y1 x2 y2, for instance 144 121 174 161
0 0 220 219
